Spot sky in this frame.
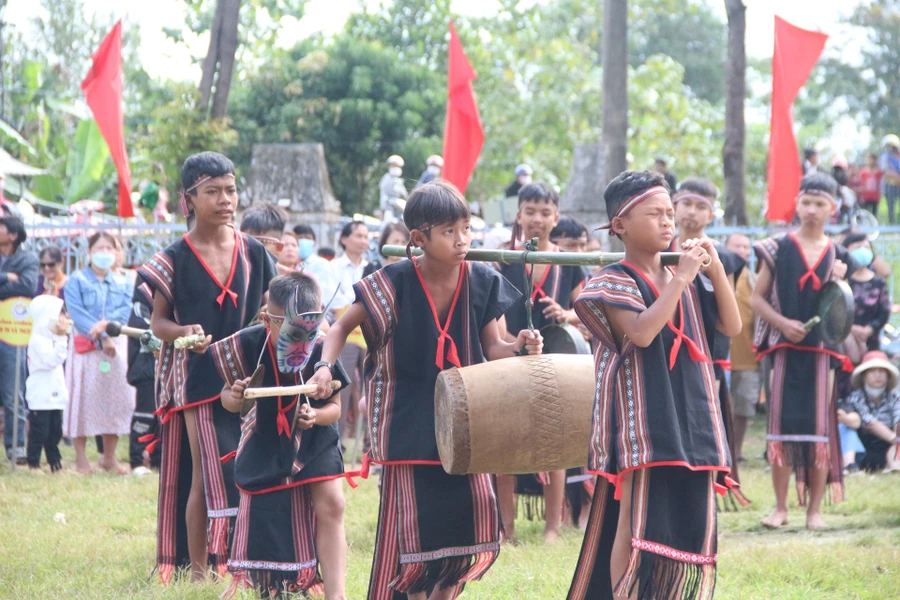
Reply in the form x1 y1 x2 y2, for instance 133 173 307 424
2 0 870 152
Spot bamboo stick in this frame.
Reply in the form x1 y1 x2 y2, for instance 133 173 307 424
381 245 682 266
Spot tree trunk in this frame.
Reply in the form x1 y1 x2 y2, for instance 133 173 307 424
602 0 628 185
723 0 747 225
210 0 241 119
198 0 226 114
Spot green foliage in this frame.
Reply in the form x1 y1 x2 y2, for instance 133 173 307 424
63 118 113 204
848 1 900 137
345 0 453 69
228 37 443 214
627 55 724 186
136 85 238 195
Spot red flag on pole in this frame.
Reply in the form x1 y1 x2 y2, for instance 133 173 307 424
81 21 134 218
766 16 828 222
441 22 484 195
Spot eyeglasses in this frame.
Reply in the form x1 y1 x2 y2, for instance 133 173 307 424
40 262 59 268
264 312 285 324
254 236 285 252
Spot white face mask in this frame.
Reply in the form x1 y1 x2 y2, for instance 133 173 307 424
518 175 532 186
389 167 402 177
864 384 886 398
427 165 441 175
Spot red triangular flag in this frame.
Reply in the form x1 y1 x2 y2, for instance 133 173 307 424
441 22 484 195
766 16 828 222
82 21 134 218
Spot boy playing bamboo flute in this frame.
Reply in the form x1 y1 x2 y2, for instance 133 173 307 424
567 171 741 600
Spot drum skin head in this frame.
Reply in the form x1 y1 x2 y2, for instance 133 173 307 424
540 323 590 355
817 281 854 344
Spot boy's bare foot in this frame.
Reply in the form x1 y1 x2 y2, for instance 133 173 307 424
98 459 129 475
543 528 561 544
806 513 828 531
761 510 789 529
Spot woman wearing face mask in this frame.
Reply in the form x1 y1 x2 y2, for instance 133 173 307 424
362 222 410 278
63 232 136 475
505 163 533 198
292 224 334 290
837 351 900 473
415 154 444 188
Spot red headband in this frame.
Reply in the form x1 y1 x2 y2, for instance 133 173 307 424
672 192 714 210
597 186 669 231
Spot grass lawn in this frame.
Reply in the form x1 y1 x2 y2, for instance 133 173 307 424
1 419 898 599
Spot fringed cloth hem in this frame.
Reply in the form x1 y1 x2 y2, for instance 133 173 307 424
154 553 228 586
766 439 844 505
394 549 497 595
221 567 320 599
615 545 717 600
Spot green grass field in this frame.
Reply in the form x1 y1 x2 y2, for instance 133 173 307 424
1 419 898 599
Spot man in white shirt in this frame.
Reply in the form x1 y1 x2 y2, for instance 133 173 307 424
292 224 337 295
329 221 370 440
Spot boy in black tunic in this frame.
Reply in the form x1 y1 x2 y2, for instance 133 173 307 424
498 182 587 543
670 177 749 508
750 172 857 530
213 272 350 598
141 152 278 582
308 181 543 600
568 171 741 600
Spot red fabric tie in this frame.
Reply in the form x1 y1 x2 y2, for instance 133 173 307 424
220 450 237 464
267 341 298 438
216 287 239 308
666 300 710 370
414 259 465 370
526 259 554 303
798 268 822 292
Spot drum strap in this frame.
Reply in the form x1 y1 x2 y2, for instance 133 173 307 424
414 258 464 370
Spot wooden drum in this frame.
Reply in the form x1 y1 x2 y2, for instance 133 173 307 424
435 354 595 475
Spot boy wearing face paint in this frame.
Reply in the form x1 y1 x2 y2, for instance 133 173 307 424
498 182 588 544
750 172 860 531
213 272 350 599
141 152 278 582
567 170 740 600
670 178 749 507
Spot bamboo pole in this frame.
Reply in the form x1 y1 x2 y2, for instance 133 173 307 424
381 245 682 267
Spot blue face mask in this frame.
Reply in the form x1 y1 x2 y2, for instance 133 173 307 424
90 251 116 270
297 238 315 260
850 246 874 268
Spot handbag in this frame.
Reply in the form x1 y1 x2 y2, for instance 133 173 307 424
73 334 97 354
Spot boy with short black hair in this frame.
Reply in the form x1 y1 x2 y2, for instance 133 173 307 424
241 203 289 267
142 151 278 582
750 171 858 530
309 181 542 600
568 170 740 600
213 272 350 598
500 182 587 543
550 216 589 253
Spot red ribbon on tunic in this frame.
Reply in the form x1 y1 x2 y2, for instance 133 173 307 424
666 301 710 370
267 340 298 438
525 247 556 302
220 450 237 464
182 229 241 308
138 433 160 454
790 233 830 292
414 258 465 370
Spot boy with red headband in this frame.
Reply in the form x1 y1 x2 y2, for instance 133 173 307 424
308 181 542 600
141 151 278 582
567 170 740 600
750 172 858 530
671 177 749 508
498 182 587 544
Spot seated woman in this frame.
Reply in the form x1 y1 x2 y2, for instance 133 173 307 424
838 351 900 473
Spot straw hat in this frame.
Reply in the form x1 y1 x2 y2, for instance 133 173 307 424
851 350 899 389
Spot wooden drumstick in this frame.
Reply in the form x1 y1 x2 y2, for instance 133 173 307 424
802 316 821 331
244 380 342 400
174 333 207 349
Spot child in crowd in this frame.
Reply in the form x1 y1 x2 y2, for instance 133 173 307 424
213 272 350 599
750 172 859 530
499 182 587 543
308 181 542 600
25 295 69 472
141 151 278 582
241 203 290 274
568 170 740 600
126 274 161 473
858 153 883 215
550 216 589 253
